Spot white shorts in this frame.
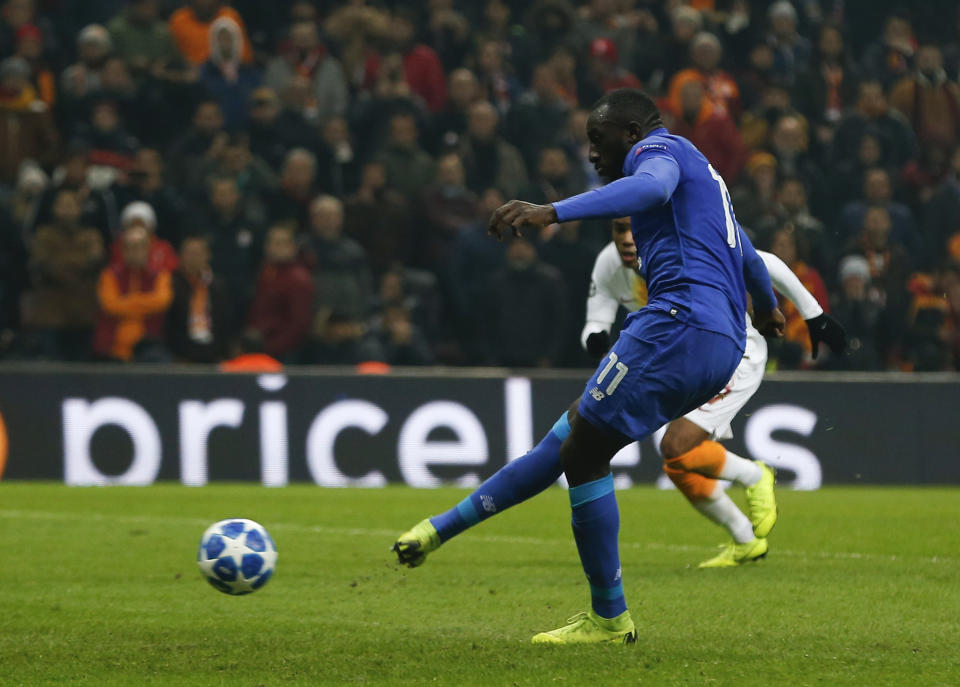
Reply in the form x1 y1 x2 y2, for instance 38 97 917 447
682 324 767 441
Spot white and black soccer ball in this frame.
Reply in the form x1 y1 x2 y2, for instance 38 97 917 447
197 519 277 595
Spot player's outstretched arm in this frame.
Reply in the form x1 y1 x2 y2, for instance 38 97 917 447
739 230 784 338
757 249 846 358
552 153 680 223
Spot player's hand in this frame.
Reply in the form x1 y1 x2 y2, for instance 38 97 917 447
488 201 558 241
805 313 846 359
585 331 610 359
753 307 785 338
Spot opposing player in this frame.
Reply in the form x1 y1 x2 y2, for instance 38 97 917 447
397 89 784 645
585 219 845 567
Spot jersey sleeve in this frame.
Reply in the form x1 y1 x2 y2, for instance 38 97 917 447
581 246 622 350
758 250 824 320
739 230 778 312
553 151 680 222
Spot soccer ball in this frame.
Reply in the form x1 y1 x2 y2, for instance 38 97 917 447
197 518 277 595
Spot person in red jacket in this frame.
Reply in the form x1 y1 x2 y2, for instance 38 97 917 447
386 8 446 112
667 79 745 183
246 224 313 361
109 201 178 273
94 223 173 361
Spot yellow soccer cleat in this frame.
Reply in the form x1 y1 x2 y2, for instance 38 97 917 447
392 518 442 568
531 610 637 645
745 462 778 537
698 537 768 568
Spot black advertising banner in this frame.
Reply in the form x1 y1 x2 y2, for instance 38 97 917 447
0 365 957 487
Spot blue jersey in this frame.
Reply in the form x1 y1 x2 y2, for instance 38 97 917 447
553 128 776 350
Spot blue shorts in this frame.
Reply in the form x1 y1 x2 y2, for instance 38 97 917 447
578 308 744 441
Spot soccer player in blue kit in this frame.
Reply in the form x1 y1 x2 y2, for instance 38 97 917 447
394 89 785 644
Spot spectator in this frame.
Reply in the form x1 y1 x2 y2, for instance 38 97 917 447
793 24 860 128
453 187 506 337
344 160 413 276
765 1 812 86
522 146 580 205
481 236 566 367
94 223 173 361
574 0 636 73
107 0 177 78
731 150 779 231
769 113 825 214
15 23 54 107
115 147 186 247
0 0 54 61
373 304 433 366
322 3 390 93
830 254 883 370
20 188 103 360
247 87 326 174
833 80 916 170
197 131 276 202
264 20 347 124
0 56 57 185
579 37 641 107
768 225 830 365
547 44 578 108
459 100 527 197
421 152 477 271
890 44 960 150
477 0 534 82
303 194 372 325
840 168 919 258
429 67 480 153
526 0 576 69
219 330 282 372
264 147 318 229
668 32 741 121
246 223 312 360
473 36 519 114
73 100 140 173
320 115 356 196
504 63 570 171
538 219 594 367
657 5 702 89
168 0 252 66
425 0 470 72
201 175 263 316
903 271 952 371
380 112 435 198
171 100 227 192
387 9 447 113
109 201 178 274
667 78 745 183
755 176 829 272
33 144 115 243
922 145 960 268
200 16 261 130
165 235 230 362
558 108 601 191
862 14 915 88
60 24 111 103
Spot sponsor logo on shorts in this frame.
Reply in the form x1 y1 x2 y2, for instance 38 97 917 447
589 387 606 401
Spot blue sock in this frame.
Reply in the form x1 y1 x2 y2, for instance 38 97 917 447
430 413 570 542
569 473 627 619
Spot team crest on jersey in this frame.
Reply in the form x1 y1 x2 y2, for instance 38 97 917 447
635 143 667 155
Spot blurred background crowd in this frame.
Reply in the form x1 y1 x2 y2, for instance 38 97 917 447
2 0 960 371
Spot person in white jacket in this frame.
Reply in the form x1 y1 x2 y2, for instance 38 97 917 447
583 218 846 567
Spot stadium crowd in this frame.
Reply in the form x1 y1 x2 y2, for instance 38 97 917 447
1 0 960 371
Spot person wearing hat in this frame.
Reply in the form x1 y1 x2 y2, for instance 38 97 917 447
200 15 262 130
580 37 640 106
830 254 883 370
109 201 178 274
14 23 52 106
60 24 111 100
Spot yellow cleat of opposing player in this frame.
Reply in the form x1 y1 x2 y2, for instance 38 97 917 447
392 518 442 568
698 537 768 568
745 462 778 537
531 610 637 645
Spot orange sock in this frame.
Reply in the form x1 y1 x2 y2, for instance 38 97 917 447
663 440 727 478
663 464 718 502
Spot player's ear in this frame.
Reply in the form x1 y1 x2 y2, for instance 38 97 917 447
625 120 644 144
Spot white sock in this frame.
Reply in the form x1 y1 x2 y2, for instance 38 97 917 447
693 489 755 544
717 449 762 487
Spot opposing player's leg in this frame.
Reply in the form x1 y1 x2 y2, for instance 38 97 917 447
532 310 743 645
393 403 575 567
662 328 778 537
660 418 759 550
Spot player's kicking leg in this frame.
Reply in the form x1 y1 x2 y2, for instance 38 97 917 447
660 418 770 568
392 405 574 567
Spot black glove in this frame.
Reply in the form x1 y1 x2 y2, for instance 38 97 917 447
585 331 610 359
805 313 846 359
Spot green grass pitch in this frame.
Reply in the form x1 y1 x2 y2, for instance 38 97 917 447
1 483 958 686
